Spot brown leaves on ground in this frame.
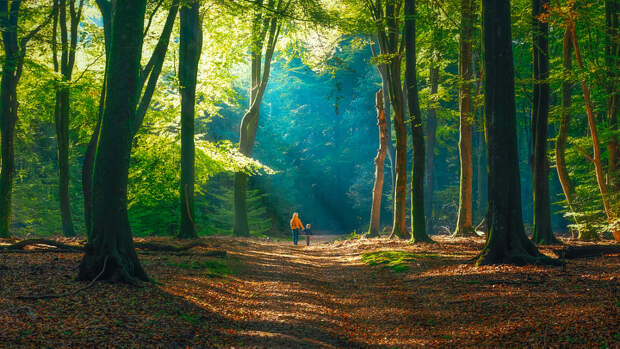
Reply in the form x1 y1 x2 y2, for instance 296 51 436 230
0 235 618 347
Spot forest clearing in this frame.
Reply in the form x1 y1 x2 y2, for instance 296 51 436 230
1 235 618 347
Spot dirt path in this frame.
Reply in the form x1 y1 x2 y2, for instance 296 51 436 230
1 236 618 347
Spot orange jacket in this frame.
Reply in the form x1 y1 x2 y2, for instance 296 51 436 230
290 215 304 230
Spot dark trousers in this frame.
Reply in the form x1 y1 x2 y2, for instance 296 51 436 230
292 229 300 245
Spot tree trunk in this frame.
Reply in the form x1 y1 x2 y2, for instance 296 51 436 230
570 23 619 242
555 24 582 239
454 0 475 237
78 0 149 283
605 0 619 195
477 0 558 266
233 4 280 236
404 0 431 243
368 89 388 237
530 0 558 244
425 65 439 234
178 0 202 239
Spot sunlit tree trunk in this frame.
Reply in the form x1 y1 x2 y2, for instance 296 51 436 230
477 0 558 265
178 0 202 239
530 0 558 244
454 0 475 237
368 89 388 237
0 1 53 238
233 0 282 236
78 0 149 283
570 23 619 242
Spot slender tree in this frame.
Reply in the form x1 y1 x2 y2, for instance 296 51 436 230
368 89 388 237
233 0 286 236
52 0 85 237
83 0 179 235
0 2 54 238
530 0 559 244
178 0 202 239
454 0 476 237
477 0 559 265
606 0 619 195
78 0 149 283
425 61 439 233
555 20 580 238
404 0 431 242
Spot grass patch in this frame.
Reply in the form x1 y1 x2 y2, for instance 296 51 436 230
361 251 455 273
167 258 234 278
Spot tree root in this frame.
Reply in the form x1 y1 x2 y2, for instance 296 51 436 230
550 245 620 259
16 256 109 300
1 238 226 257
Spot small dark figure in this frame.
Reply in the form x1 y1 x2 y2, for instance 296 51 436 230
304 223 312 246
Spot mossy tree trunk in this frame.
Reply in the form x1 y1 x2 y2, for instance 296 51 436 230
454 0 476 237
0 1 53 238
52 0 84 237
404 0 432 243
233 0 283 236
368 89 388 237
82 0 179 235
78 0 149 283
477 0 558 266
178 0 202 239
530 0 559 245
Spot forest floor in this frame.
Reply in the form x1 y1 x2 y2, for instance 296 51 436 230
0 235 618 348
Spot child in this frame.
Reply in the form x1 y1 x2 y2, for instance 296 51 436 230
304 223 312 246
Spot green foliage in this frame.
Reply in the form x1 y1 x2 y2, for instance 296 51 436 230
361 250 455 273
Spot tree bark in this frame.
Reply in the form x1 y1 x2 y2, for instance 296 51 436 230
555 23 582 239
0 1 52 238
477 0 559 266
368 89 388 237
454 0 475 237
404 0 431 243
52 0 84 237
605 0 619 195
82 0 178 234
425 64 439 234
233 1 281 236
178 0 202 239
530 0 558 244
78 0 149 283
570 23 619 242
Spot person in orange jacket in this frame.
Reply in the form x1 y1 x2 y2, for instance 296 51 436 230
290 212 304 245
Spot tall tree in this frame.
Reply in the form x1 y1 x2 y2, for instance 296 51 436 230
368 89 388 237
530 0 558 244
606 0 619 195
82 0 179 235
453 0 476 237
52 0 85 237
0 2 53 238
78 0 149 283
404 0 431 242
555 20 580 238
365 0 408 238
477 0 558 265
425 60 439 233
178 0 202 239
233 0 286 236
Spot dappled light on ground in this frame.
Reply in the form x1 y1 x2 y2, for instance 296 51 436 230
1 236 618 347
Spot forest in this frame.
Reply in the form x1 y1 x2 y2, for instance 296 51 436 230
0 0 618 347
